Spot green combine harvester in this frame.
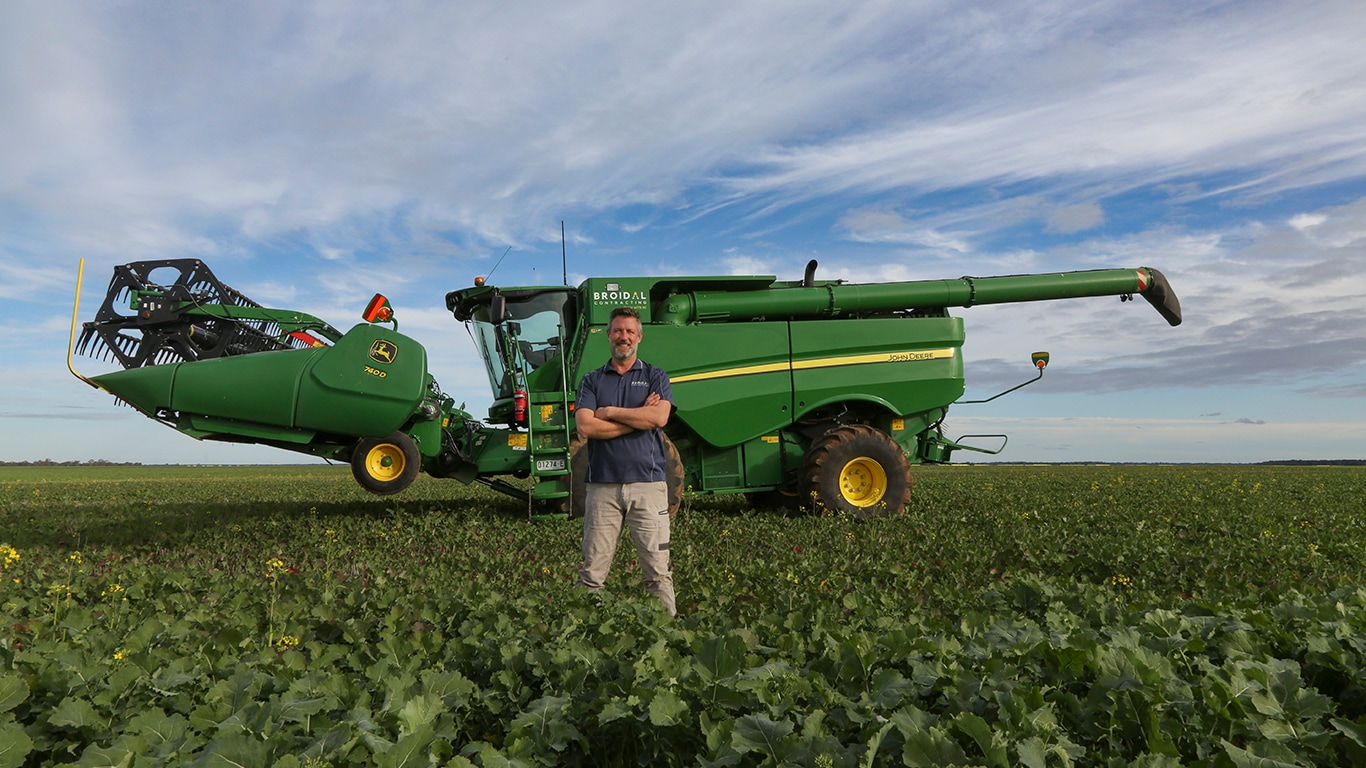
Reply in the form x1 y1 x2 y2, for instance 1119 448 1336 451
70 257 1181 517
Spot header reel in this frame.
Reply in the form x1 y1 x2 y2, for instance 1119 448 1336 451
76 259 338 370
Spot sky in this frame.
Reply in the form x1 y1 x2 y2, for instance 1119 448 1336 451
2 0 1364 465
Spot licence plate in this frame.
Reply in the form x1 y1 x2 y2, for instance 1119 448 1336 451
535 459 566 472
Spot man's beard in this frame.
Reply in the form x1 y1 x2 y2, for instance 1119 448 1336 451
611 341 637 360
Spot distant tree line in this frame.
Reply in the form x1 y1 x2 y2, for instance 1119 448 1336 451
0 459 143 466
1256 459 1366 466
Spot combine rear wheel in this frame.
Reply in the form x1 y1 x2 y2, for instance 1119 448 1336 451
563 434 685 518
351 431 421 495
801 424 911 518
661 435 686 517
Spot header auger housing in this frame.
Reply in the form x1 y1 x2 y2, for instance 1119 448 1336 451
73 257 1181 517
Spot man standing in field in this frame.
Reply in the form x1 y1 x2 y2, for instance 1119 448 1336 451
573 306 676 616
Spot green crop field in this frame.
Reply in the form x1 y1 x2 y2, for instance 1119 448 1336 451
1 464 1364 766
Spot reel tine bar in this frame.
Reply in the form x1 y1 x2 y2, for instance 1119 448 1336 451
77 259 308 370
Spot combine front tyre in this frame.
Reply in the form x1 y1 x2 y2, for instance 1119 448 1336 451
351 431 420 495
801 424 911 518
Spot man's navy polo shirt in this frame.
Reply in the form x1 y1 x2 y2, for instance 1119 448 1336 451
575 358 673 484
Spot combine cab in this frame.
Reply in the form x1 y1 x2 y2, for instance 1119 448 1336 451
72 257 1181 517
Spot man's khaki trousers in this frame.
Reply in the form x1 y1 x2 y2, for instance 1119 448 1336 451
578 481 675 616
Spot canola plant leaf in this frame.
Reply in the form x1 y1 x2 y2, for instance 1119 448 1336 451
377 724 435 768
0 677 26 714
509 695 580 752
952 713 1007 767
597 697 635 724
1332 717 1366 747
889 705 937 737
70 744 134 768
902 726 968 767
648 688 688 727
191 733 272 768
0 723 35 768
861 720 898 767
397 693 442 734
298 723 356 765
125 710 191 755
49 697 101 729
731 714 793 757
422 670 476 708
868 668 913 710
696 633 746 681
1220 739 1305 768
466 742 536 768
1015 736 1049 768
277 696 329 725
207 666 265 715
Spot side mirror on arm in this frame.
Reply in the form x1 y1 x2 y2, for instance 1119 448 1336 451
489 293 509 325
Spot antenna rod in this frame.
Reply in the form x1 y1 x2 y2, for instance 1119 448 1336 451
487 245 512 282
561 221 568 286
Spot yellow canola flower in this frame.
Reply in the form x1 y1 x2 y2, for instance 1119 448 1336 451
0 544 19 568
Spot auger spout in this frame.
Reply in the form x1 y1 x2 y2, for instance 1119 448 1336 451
1136 267 1182 326
655 267 1181 326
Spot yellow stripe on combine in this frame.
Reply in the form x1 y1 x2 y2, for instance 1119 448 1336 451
792 348 956 369
671 348 955 384
670 361 791 384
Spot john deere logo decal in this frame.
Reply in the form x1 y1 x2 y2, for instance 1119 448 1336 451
369 340 398 364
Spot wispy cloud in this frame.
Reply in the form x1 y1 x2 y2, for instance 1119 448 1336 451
7 0 1364 260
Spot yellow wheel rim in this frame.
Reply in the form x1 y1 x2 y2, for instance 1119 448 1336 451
838 457 886 507
365 443 407 482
